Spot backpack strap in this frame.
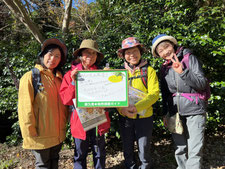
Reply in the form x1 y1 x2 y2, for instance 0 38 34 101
31 68 43 98
140 65 148 89
173 92 201 104
128 64 148 89
181 52 190 69
68 105 76 115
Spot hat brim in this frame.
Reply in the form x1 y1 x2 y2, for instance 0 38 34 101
152 36 177 57
42 38 67 57
117 44 145 58
41 38 67 65
73 47 104 64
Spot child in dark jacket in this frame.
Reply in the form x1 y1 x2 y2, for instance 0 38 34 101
59 39 110 169
152 34 208 169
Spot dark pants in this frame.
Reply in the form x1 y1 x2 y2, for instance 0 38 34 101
119 116 153 169
32 143 62 169
74 128 106 169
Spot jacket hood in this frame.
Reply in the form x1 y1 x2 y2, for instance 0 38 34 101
35 64 63 79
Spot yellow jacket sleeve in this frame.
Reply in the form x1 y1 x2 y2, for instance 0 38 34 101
135 67 160 112
18 72 38 137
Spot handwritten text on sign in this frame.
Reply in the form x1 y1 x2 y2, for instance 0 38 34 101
75 70 128 108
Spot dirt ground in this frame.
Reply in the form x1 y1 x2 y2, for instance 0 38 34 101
0 127 225 169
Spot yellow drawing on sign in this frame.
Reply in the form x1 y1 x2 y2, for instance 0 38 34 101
108 72 123 83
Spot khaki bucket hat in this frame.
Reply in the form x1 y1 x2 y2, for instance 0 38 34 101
73 39 104 64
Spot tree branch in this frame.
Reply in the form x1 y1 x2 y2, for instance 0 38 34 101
3 0 44 44
24 0 31 16
92 22 100 34
0 24 10 31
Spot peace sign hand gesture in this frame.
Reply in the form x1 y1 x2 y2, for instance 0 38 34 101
171 53 183 74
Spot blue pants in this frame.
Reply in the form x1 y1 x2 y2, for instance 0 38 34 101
74 128 106 169
32 143 62 169
172 113 206 169
119 116 153 169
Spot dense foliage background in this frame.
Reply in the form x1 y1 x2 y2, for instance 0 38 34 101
0 0 224 145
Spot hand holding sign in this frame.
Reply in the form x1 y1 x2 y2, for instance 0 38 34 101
121 105 137 118
71 68 78 82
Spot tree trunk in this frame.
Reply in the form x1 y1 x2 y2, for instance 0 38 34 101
62 0 72 34
5 57 19 90
3 0 45 44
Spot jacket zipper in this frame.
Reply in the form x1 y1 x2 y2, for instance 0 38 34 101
53 76 61 143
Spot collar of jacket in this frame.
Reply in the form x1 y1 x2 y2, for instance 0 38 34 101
71 62 98 71
124 59 148 74
176 46 184 59
34 64 63 79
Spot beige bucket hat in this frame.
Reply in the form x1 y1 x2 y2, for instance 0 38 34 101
73 39 104 64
